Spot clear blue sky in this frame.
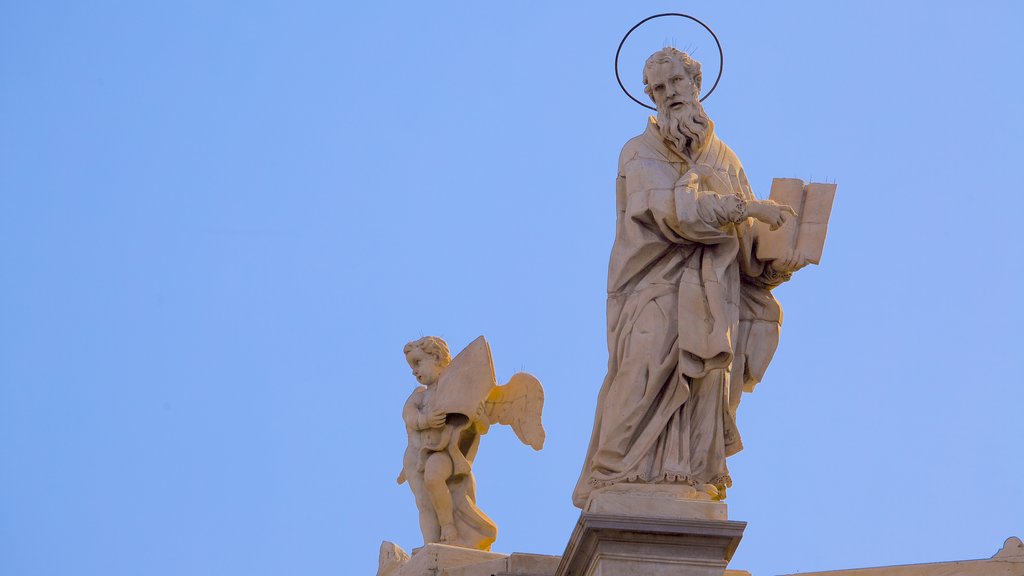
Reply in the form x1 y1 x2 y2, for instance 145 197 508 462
2 2 1022 575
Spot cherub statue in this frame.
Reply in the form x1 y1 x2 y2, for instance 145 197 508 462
397 335 544 551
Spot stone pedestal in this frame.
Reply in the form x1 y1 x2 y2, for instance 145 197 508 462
379 543 505 576
555 512 746 576
584 484 728 521
378 542 564 576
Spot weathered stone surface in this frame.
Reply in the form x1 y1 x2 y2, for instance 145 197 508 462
574 46 834 509
585 483 728 521
379 543 506 576
754 178 836 265
997 537 1024 559
395 336 545 551
378 541 411 576
556 512 746 576
379 535 1022 576
447 552 562 576
781 537 1024 576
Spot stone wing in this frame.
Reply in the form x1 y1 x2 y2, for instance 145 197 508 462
484 372 545 450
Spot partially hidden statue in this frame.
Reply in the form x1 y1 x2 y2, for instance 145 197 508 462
573 48 835 507
399 335 545 551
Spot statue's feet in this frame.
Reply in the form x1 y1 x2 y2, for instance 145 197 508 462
697 483 720 499
713 484 727 501
439 524 458 544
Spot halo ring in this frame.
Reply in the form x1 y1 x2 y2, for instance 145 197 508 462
615 13 724 110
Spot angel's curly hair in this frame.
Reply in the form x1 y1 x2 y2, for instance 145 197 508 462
403 336 452 368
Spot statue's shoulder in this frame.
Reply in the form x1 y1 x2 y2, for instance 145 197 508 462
404 386 427 404
618 130 662 170
702 132 744 172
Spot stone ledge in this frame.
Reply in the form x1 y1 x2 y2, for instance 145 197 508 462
782 537 1024 576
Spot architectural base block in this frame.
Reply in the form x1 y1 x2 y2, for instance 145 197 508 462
378 542 505 576
585 484 728 521
555 512 746 576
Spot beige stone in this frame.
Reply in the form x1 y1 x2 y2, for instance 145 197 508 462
378 536 1021 576
446 553 563 576
441 550 746 576
585 483 728 521
556 512 746 576
377 543 562 576
395 336 545 551
754 178 836 265
781 536 1024 576
378 541 411 576
574 46 833 508
997 537 1024 559
378 542 506 576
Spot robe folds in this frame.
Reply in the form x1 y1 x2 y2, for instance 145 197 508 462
573 118 788 508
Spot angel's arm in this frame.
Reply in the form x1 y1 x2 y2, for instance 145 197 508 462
402 390 429 431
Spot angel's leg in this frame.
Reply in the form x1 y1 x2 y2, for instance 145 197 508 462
406 469 440 543
423 451 456 542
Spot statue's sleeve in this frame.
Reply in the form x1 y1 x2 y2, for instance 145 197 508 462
736 221 793 289
621 155 742 245
755 266 792 288
729 166 792 289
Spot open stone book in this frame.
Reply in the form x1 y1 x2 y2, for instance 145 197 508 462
754 178 837 265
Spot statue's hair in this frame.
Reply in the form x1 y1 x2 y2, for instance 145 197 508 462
642 47 703 103
404 336 452 368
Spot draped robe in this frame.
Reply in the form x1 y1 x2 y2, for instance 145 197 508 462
573 118 790 508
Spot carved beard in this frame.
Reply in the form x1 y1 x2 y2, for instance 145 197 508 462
657 98 711 159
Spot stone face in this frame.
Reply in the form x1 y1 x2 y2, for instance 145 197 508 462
395 336 546 551
573 47 832 508
556 512 746 576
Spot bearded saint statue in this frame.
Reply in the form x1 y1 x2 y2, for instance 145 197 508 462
573 48 810 507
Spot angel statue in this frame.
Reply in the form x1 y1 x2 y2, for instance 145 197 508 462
397 335 545 551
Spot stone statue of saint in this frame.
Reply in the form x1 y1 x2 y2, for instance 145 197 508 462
399 336 544 550
573 48 813 507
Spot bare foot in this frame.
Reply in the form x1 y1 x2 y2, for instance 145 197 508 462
439 524 458 544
